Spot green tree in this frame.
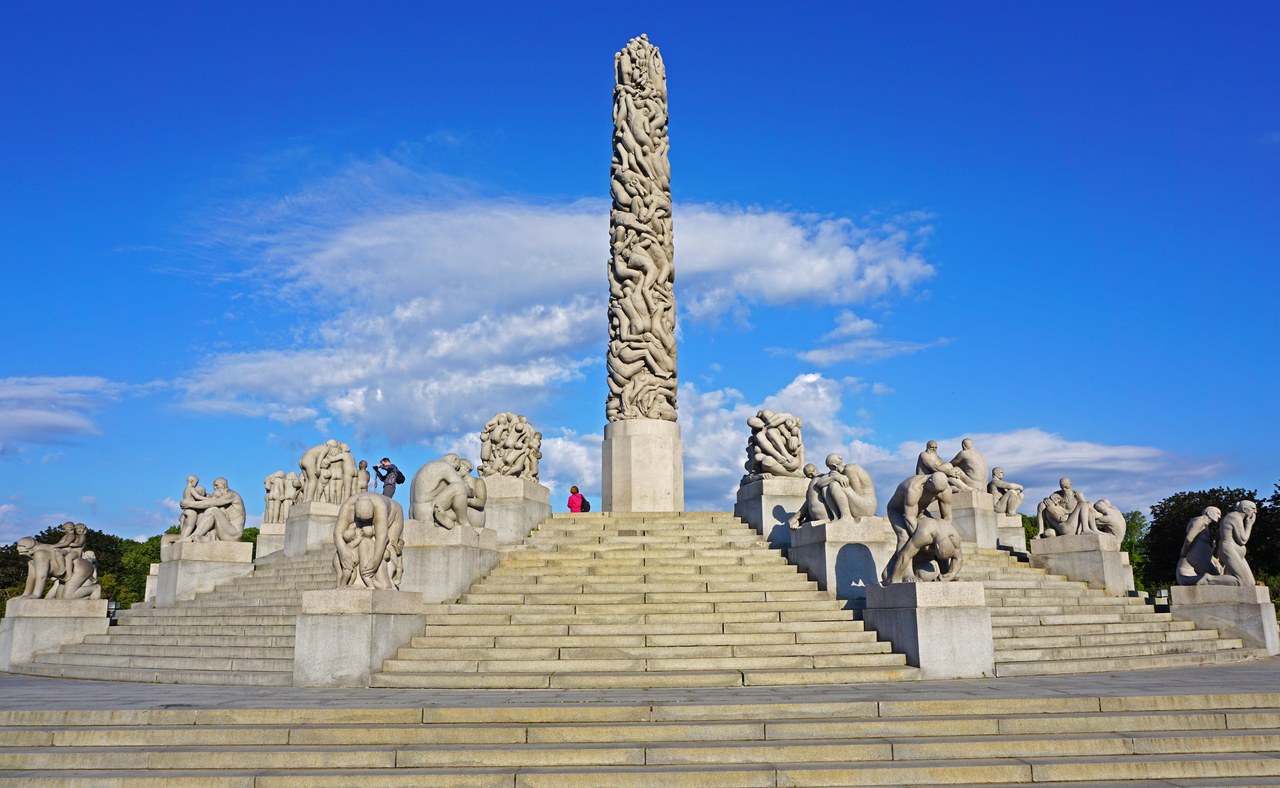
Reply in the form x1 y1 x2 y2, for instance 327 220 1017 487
1021 514 1038 547
1121 510 1149 591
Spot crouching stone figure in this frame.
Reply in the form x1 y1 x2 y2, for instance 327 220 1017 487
334 492 405 590
882 473 964 584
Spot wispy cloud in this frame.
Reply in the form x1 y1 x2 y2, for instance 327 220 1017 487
0 376 125 452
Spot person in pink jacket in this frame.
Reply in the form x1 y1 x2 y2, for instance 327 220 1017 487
567 485 585 512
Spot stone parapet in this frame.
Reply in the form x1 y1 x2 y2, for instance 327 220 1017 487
950 490 998 549
156 539 255 607
1029 532 1134 596
996 513 1027 554
255 520 286 559
0 598 110 672
293 588 426 687
1171 584 1279 655
787 516 895 608
482 476 552 546
734 476 808 552
602 418 684 513
862 581 994 679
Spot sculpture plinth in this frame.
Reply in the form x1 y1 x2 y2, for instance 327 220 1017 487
602 419 684 512
398 519 500 603
787 516 896 609
482 476 552 545
0 597 110 672
949 490 999 549
156 540 254 606
735 476 809 552
1170 585 1279 655
284 501 340 557
255 520 286 559
996 513 1027 554
1029 532 1134 596
862 581 994 679
293 588 425 687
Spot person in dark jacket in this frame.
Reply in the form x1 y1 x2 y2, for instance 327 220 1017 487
374 457 402 498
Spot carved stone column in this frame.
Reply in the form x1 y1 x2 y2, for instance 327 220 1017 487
601 34 684 512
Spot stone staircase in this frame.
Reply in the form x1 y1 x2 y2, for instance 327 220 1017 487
372 512 919 688
7 551 334 686
2 691 1279 785
960 547 1261 676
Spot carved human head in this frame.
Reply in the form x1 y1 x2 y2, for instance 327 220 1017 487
15 536 36 555
354 496 375 521
187 475 198 486
927 472 949 492
1204 506 1222 521
927 440 938 451
992 467 1004 479
1059 477 1072 490
824 454 843 471
962 438 974 450
803 463 819 479
213 477 229 492
1237 500 1258 514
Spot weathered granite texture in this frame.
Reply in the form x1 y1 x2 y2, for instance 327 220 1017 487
863 581 994 679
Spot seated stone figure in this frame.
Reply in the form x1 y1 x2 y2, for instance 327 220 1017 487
786 454 876 528
1176 506 1223 586
949 439 989 492
742 409 804 480
882 472 964 583
16 534 102 600
916 441 978 493
180 477 246 542
1036 477 1098 537
1091 499 1127 538
333 492 405 590
409 454 488 530
987 467 1025 514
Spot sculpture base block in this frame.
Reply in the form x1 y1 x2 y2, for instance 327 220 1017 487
284 502 340 557
399 520 500 603
862 582 993 679
1170 585 1279 655
734 476 808 552
144 562 159 603
156 541 255 606
1029 532 1134 596
255 521 286 559
602 419 684 513
996 513 1028 554
293 589 425 687
950 491 998 549
0 598 110 672
482 476 552 545
787 517 896 609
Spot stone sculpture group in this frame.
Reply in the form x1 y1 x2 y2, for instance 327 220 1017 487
15 522 101 600
743 409 804 481
177 476 246 543
1177 500 1260 587
479 412 543 481
1034 477 1123 546
298 439 362 505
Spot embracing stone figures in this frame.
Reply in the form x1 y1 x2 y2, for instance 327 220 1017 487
1177 501 1260 587
177 476 245 542
298 439 360 505
479 412 542 481
16 522 101 600
743 410 804 480
410 454 488 531
787 454 877 528
883 473 964 583
607 34 676 423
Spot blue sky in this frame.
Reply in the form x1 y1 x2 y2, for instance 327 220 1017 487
2 2 1277 542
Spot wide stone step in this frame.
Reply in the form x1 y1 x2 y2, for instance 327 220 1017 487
81 633 295 647
59 643 294 659
7 662 293 685
991 620 1198 638
26 651 291 672
995 638 1245 663
992 628 1224 650
101 624 297 637
994 648 1263 676
370 664 920 689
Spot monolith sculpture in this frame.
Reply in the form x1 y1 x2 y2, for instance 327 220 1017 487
601 34 684 512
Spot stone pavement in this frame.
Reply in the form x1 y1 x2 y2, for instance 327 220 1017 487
2 655 1276 711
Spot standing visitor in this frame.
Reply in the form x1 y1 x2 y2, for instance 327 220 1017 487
374 457 404 498
567 485 584 513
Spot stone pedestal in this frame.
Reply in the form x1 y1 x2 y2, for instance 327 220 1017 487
143 562 159 603
255 520 286 559
734 476 808 552
787 516 896 609
156 540 255 606
602 419 684 512
996 513 1027 553
293 589 425 687
950 490 998 549
482 476 552 546
862 581 994 679
0 598 110 671
1029 532 1134 596
399 519 500 603
284 501 340 557
1170 585 1280 655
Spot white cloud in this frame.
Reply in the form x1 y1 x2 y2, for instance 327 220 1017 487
798 337 951 366
0 376 124 452
185 161 939 447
